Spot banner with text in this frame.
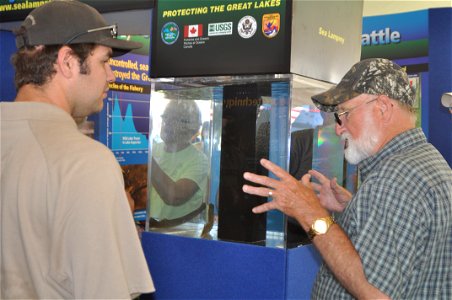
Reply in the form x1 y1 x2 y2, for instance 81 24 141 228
94 35 151 165
151 0 291 77
361 10 429 73
0 0 153 22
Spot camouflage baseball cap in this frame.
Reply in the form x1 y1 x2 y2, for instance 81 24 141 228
311 58 415 112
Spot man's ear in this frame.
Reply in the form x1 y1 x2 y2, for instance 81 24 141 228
376 95 394 123
56 46 76 78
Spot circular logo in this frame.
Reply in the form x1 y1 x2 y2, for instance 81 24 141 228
237 16 257 39
161 22 180 45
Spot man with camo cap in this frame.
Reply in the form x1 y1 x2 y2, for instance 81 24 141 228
311 58 415 112
242 58 452 299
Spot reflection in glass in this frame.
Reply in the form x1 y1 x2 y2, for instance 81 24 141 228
145 74 356 248
148 100 208 228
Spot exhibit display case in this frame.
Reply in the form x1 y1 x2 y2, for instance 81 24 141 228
143 2 364 297
146 73 353 248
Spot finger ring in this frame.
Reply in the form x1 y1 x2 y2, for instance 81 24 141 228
268 190 273 197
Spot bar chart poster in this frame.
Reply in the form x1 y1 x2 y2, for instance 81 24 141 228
97 35 151 165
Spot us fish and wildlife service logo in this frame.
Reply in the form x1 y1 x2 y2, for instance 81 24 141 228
161 22 179 45
238 16 257 39
262 13 280 38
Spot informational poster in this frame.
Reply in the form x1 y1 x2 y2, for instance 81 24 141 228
87 35 152 227
95 35 151 166
0 0 153 22
361 10 429 73
151 0 291 77
361 11 428 128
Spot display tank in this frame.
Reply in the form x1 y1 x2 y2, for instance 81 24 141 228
146 74 356 248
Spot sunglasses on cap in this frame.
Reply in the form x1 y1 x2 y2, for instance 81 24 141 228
65 24 118 44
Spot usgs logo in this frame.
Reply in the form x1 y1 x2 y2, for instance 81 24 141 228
362 27 401 46
208 22 233 36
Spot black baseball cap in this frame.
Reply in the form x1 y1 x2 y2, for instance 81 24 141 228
14 0 142 54
312 58 415 112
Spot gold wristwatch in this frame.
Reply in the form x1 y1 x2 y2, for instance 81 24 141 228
307 216 336 240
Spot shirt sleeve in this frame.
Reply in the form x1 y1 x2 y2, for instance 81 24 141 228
180 149 209 193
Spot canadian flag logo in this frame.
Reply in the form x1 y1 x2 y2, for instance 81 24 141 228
184 24 203 38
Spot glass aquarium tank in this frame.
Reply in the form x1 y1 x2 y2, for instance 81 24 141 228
146 74 355 248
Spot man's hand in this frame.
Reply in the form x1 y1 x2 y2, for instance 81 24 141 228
303 169 352 213
242 159 329 231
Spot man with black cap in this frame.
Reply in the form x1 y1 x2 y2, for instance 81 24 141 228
242 58 452 299
1 0 154 298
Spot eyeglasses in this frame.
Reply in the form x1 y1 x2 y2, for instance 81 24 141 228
65 24 118 44
334 97 378 126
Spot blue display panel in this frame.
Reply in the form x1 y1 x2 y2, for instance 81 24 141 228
0 30 16 102
362 10 428 72
361 8 452 167
107 90 150 164
94 35 151 165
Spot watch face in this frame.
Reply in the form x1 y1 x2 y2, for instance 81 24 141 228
314 219 328 234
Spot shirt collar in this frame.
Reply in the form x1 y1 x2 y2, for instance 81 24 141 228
358 128 426 180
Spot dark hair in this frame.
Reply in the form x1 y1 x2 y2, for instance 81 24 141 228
12 43 96 90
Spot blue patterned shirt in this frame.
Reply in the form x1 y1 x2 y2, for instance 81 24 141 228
312 128 452 299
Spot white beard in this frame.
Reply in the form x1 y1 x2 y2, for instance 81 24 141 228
342 117 380 165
